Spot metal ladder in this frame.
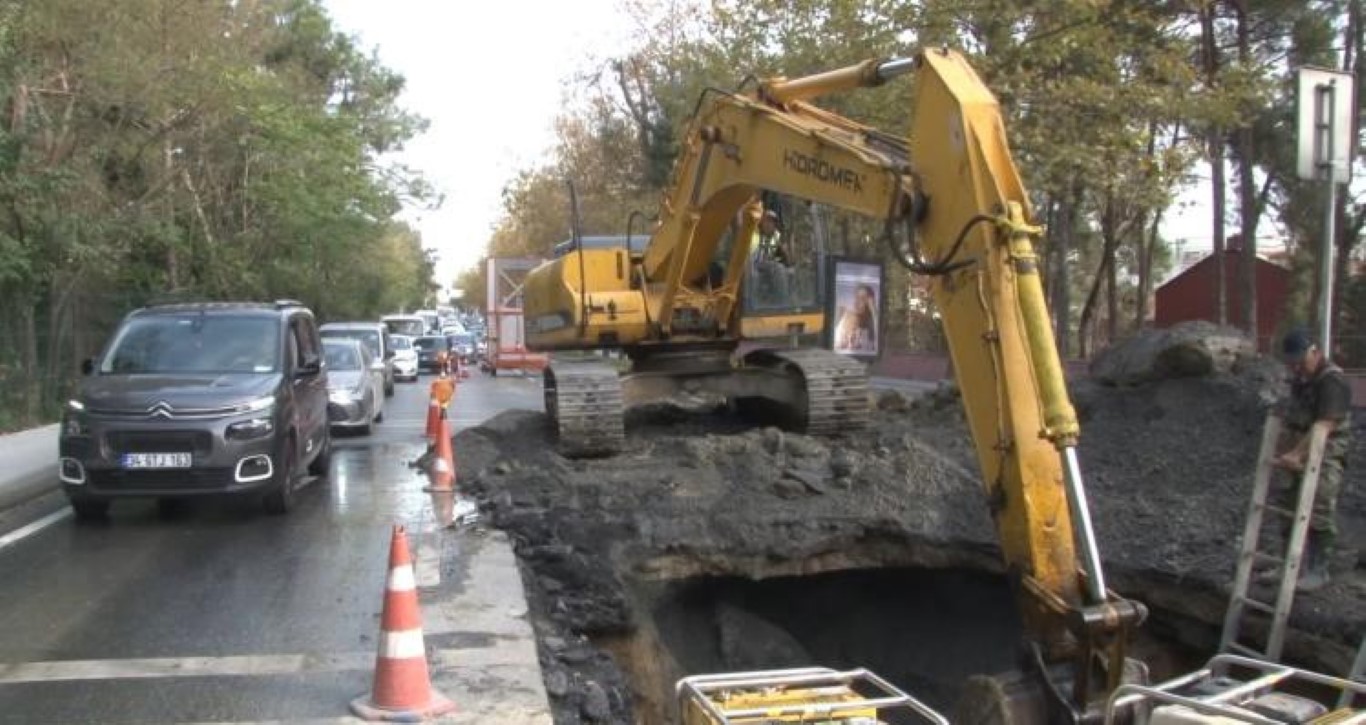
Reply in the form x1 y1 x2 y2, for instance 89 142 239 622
1341 637 1366 708
1219 414 1330 662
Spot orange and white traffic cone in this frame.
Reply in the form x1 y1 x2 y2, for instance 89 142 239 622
351 525 456 722
424 412 456 493
423 393 441 444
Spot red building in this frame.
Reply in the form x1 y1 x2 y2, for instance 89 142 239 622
1154 249 1290 350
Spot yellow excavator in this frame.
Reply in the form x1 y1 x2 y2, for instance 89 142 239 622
522 48 1364 724
523 47 1140 721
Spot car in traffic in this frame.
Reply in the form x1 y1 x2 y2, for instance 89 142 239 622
389 334 419 381
323 338 384 434
447 332 476 362
58 300 330 519
381 314 425 338
320 321 394 397
412 335 449 373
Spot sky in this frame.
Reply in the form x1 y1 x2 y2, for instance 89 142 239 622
321 1 1257 292
322 0 637 294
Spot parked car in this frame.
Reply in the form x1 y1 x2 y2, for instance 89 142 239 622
320 321 394 397
59 300 330 519
389 335 419 381
323 338 384 435
412 335 449 373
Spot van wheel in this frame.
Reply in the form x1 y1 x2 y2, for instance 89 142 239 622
263 442 297 515
71 499 110 522
307 431 331 477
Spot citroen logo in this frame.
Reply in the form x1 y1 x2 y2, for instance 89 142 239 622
148 401 174 419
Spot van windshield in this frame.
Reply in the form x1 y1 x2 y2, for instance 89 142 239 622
101 315 280 374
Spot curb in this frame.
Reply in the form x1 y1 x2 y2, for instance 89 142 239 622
0 425 60 514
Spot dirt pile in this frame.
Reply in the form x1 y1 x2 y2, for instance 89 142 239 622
454 350 1365 723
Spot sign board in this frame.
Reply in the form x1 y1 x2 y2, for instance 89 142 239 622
824 257 884 362
1296 66 1355 183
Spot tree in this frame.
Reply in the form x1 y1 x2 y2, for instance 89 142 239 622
0 0 433 429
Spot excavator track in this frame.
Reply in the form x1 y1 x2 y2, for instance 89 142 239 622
746 348 870 435
543 360 625 457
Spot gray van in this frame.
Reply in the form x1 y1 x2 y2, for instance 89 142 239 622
319 321 394 396
59 301 331 518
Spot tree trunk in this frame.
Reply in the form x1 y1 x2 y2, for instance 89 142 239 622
1200 3 1227 325
164 139 179 289
20 300 38 421
1078 253 1108 359
1135 207 1165 330
1333 0 1364 357
1234 0 1258 342
1052 183 1082 357
1105 229 1119 345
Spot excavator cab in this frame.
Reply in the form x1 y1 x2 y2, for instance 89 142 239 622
677 667 949 725
738 197 836 344
741 197 828 317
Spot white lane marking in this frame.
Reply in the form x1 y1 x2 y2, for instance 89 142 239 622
0 507 72 554
0 652 373 684
377 629 427 659
387 564 416 593
0 647 515 685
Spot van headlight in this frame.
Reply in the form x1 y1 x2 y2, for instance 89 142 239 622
226 417 274 440
232 395 275 414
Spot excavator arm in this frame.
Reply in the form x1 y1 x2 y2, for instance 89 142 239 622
664 50 1148 721
897 49 1147 722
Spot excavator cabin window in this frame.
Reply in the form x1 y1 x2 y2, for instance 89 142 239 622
738 196 828 318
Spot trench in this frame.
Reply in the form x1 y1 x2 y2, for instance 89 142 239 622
594 565 1208 724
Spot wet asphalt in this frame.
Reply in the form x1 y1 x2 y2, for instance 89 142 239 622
0 371 543 724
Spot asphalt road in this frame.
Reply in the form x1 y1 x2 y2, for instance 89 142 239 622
0 371 544 724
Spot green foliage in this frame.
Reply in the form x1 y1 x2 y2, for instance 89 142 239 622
0 0 433 429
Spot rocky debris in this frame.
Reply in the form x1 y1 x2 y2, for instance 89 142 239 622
1090 321 1255 386
876 389 910 412
580 681 611 722
715 602 812 670
457 353 1365 723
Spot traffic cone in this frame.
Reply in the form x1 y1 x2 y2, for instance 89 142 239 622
423 393 440 443
351 525 456 722
424 412 456 493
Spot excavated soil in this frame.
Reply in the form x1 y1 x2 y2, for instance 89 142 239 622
455 363 1366 724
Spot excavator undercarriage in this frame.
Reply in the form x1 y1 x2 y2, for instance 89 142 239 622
544 346 868 457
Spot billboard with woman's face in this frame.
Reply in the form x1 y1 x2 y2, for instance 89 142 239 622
827 259 882 360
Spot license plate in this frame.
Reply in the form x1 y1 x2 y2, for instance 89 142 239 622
122 453 192 469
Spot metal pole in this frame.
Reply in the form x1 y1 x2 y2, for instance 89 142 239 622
1063 446 1108 604
1317 83 1337 354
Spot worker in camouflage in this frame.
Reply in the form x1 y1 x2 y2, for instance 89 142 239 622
1268 328 1352 592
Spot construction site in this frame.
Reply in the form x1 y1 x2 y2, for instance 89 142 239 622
450 323 1365 724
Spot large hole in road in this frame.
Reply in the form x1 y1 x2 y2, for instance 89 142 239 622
595 566 1205 723
606 567 1019 721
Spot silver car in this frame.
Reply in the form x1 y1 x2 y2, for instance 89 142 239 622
320 322 395 397
323 339 384 434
